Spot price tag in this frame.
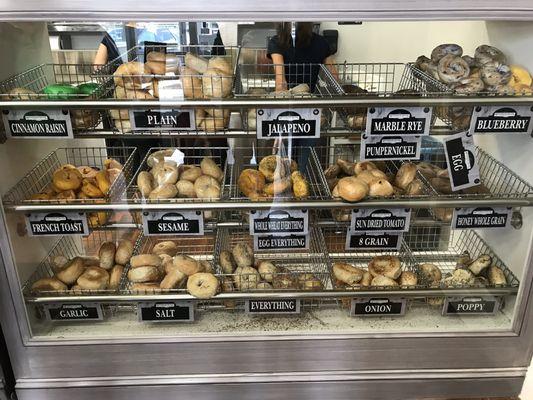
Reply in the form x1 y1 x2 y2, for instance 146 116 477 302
157 80 185 100
130 109 195 131
443 131 480 191
254 233 309 251
142 211 204 236
138 301 194 322
360 134 421 161
245 299 301 315
452 207 512 229
3 109 73 139
443 296 500 316
256 108 321 139
350 208 411 233
249 209 308 235
44 303 103 321
366 107 432 136
26 212 89 236
470 106 533 135
351 298 407 317
345 230 402 251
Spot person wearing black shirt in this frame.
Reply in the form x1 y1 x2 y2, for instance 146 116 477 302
93 32 122 71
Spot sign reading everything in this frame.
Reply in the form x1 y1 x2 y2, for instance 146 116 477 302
3 109 73 139
130 109 195 131
254 233 309 251
142 211 204 236
366 107 432 136
345 230 402 251
138 301 194 322
26 212 89 236
351 298 407 317
44 303 103 321
360 134 422 161
246 299 301 315
470 106 533 135
443 297 500 316
256 108 321 139
249 209 308 236
443 131 480 191
350 208 411 233
452 207 512 229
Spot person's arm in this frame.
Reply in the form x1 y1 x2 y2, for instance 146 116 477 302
93 43 108 71
271 53 287 92
324 55 338 80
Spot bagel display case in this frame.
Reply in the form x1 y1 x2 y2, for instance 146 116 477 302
2 9 533 400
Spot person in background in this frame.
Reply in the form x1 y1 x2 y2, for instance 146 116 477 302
93 31 121 71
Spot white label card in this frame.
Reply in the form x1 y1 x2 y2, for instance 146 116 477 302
256 108 321 139
350 208 411 233
3 109 73 139
249 209 308 235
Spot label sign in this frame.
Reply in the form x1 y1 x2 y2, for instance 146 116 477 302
350 208 411 233
443 131 480 191
130 109 195 131
256 108 321 139
44 303 103 321
138 301 194 322
360 134 421 161
142 211 204 236
246 299 301 315
443 297 500 316
3 109 73 139
470 106 533 135
249 209 308 235
26 212 89 236
351 298 407 317
452 207 512 229
345 230 402 251
366 107 432 136
254 233 309 251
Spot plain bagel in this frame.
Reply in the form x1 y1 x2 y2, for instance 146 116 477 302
332 262 364 286
77 266 109 290
55 257 85 285
187 272 220 299
336 176 369 202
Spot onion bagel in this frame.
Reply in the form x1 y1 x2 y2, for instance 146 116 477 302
368 256 402 280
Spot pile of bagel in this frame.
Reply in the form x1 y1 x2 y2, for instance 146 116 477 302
126 240 219 299
136 148 223 201
110 51 234 133
238 155 310 200
218 242 322 291
29 158 123 227
326 159 423 210
31 239 134 293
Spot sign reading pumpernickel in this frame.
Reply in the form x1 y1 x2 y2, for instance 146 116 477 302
366 107 432 136
256 109 321 139
443 296 500 315
470 106 533 135
246 299 301 315
345 230 402 251
452 207 512 229
254 233 309 251
3 109 73 139
360 135 422 161
44 303 103 321
249 209 308 235
26 212 89 236
443 131 480 191
351 298 407 317
130 109 195 131
350 208 411 233
138 301 194 322
142 211 204 236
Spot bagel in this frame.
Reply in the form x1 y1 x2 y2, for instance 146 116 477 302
291 171 310 199
148 184 178 199
415 55 431 71
431 44 463 63
185 53 209 74
234 266 260 290
130 254 162 268
194 175 221 200
298 273 323 290
172 179 194 198
361 271 372 286
259 155 289 182
399 271 418 286
232 243 254 268
54 257 85 285
77 166 99 179
405 179 424 196
238 169 266 197
438 55 470 84
115 240 134 265
468 254 491 276
371 275 399 287
151 241 178 257
357 169 387 185
256 282 273 290
454 77 485 94
51 255 69 273
337 176 369 202
109 265 124 289
147 149 174 168
53 169 82 191
333 262 364 286
219 251 236 274
32 277 68 292
180 166 203 182
95 170 111 195
153 163 179 186
336 158 355 175
173 254 202 276
417 162 438 179
324 164 341 179
272 271 297 289
395 162 418 189
81 180 104 198
510 65 532 88
181 66 203 99
98 242 116 270
200 260 213 274
257 261 278 282
430 177 453 194
127 266 160 283
369 179 394 197
354 161 377 175
481 61 511 86
77 266 109 290
113 62 152 89
418 263 442 284
488 266 507 285
200 157 224 181
475 45 506 65
264 177 292 196
160 268 187 290
187 272 219 298
202 67 233 98
368 256 402 280
444 269 475 286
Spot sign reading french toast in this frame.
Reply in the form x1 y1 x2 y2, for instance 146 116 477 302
246 299 301 315
452 207 512 229
249 209 308 235
443 296 500 316
256 109 321 139
366 107 432 136
45 303 103 321
130 109 195 131
26 212 89 236
470 106 533 135
345 230 402 251
360 134 421 161
350 208 411 233
3 109 73 139
138 301 194 322
443 131 480 191
254 233 309 251
142 211 204 236
351 298 407 317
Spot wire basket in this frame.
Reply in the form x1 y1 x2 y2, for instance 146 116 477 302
22 229 138 298
93 44 239 135
0 63 107 131
214 226 332 292
121 232 217 294
228 146 330 202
